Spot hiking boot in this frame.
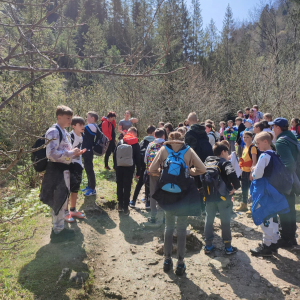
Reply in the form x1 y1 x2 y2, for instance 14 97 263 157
225 246 237 255
145 201 150 210
50 228 75 243
204 245 216 255
175 262 186 276
250 244 273 256
259 242 278 253
64 213 75 223
118 205 123 212
235 203 248 212
277 238 293 248
104 166 111 170
246 209 252 215
84 189 96 197
124 208 130 215
163 258 173 272
81 186 90 192
292 238 298 246
70 210 85 219
148 217 157 223
129 201 136 208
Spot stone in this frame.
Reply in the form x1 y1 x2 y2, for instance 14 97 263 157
281 287 291 295
69 271 89 284
150 286 155 291
252 273 261 282
209 257 231 269
245 227 254 232
147 259 159 265
232 232 243 237
103 290 123 299
105 276 114 283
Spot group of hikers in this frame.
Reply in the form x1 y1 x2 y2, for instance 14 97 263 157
36 104 300 277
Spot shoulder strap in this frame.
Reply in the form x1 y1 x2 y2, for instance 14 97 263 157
85 125 96 136
55 125 63 144
248 145 255 160
279 136 299 147
70 133 75 145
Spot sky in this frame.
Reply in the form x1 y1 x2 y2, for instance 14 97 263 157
187 0 262 32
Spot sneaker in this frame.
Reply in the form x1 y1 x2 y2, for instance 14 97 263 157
235 203 248 212
129 201 136 208
124 208 130 215
175 263 186 276
70 210 85 219
50 228 75 243
64 213 75 223
259 242 278 253
225 246 238 255
104 166 111 170
145 201 150 210
84 189 96 197
163 258 173 272
250 244 273 257
148 217 157 223
246 209 252 215
204 245 215 255
277 238 293 248
81 186 90 192
118 205 123 212
141 198 146 203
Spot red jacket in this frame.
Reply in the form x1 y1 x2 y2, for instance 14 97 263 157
101 116 116 141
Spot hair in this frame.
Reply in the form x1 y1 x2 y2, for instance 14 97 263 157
71 116 85 126
168 131 184 141
128 127 137 135
280 125 289 131
250 108 255 113
228 120 233 124
184 119 189 126
261 120 269 129
154 128 165 139
255 132 273 144
107 111 117 118
220 121 226 126
56 105 73 117
125 110 131 114
213 142 229 156
263 113 272 121
220 140 230 149
245 107 250 111
253 105 259 110
87 111 99 122
237 110 243 115
188 112 198 123
178 122 184 128
177 127 186 135
235 117 243 122
158 121 165 126
254 122 264 132
205 123 215 132
205 119 214 125
147 125 156 135
243 131 253 138
164 122 174 132
292 118 299 124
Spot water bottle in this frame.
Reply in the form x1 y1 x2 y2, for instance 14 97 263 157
185 165 189 178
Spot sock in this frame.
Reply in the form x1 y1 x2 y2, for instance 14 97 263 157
70 207 76 212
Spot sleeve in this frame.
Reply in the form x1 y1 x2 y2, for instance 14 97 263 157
251 146 257 155
144 143 151 164
149 146 165 176
46 129 73 161
133 144 141 176
223 130 228 140
188 148 206 176
252 153 271 179
102 121 110 140
224 161 241 190
276 140 295 172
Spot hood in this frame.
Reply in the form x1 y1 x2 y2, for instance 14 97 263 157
144 136 155 142
101 116 107 122
277 130 298 142
123 133 139 145
164 140 186 153
190 124 206 133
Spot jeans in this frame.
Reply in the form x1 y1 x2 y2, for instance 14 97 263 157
205 196 232 247
104 140 115 167
164 211 188 263
116 167 134 209
241 171 251 204
83 151 95 190
228 140 235 155
150 175 159 217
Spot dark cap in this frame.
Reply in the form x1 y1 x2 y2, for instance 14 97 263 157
268 117 288 127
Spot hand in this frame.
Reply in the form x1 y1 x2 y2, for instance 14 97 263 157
135 175 140 179
229 189 236 195
72 148 82 157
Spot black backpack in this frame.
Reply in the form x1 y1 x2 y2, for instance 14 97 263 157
31 125 63 172
248 145 262 161
188 130 213 162
85 123 110 156
139 139 150 163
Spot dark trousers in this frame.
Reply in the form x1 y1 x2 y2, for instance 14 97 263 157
132 166 149 202
104 140 115 167
241 171 251 204
279 192 296 241
83 151 95 190
116 167 134 209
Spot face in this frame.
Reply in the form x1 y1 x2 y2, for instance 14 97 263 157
58 114 72 128
250 110 254 116
235 120 241 126
158 123 164 128
238 113 243 118
291 119 296 127
86 113 95 124
228 122 233 127
73 123 85 133
219 123 224 128
245 109 250 115
256 139 269 152
243 134 252 144
273 125 281 137
264 116 270 122
108 117 115 122
253 126 261 134
245 122 252 128
205 127 210 133
125 111 131 119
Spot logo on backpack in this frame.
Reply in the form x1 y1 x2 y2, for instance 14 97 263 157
116 140 133 167
157 146 190 194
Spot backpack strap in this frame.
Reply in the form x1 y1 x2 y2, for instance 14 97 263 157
70 133 75 145
248 144 255 160
279 136 299 147
85 125 97 136
54 125 63 144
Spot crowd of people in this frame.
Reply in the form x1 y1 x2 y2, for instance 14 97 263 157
39 104 300 277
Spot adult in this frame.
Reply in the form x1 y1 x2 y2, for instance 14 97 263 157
270 118 299 248
118 110 138 139
101 111 117 170
205 123 217 147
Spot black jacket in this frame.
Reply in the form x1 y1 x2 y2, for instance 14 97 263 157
236 123 246 145
82 124 96 151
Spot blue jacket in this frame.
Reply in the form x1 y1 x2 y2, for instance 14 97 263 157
250 177 290 225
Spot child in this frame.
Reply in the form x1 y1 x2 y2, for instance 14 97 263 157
130 125 156 208
237 110 246 123
291 118 300 140
244 119 254 133
253 105 263 121
81 111 99 196
263 113 272 122
114 127 141 215
253 122 264 135
65 116 86 222
205 123 218 147
244 107 250 119
40 105 84 243
219 121 226 141
235 117 246 158
223 120 238 154
204 142 241 255
236 132 257 212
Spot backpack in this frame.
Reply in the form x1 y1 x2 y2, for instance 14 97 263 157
116 140 133 167
146 142 164 172
188 130 213 162
248 145 262 161
208 132 218 143
200 158 227 202
139 139 150 162
263 151 293 195
157 145 190 194
85 123 109 156
31 125 63 172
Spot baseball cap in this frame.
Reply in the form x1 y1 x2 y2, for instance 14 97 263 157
245 119 253 125
268 117 288 127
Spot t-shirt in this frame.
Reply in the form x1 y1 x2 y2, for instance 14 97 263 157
241 145 257 172
119 119 133 132
70 130 83 167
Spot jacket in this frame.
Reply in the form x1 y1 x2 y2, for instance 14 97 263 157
276 130 298 173
101 116 116 141
82 124 97 151
224 126 238 141
236 123 246 145
113 133 141 176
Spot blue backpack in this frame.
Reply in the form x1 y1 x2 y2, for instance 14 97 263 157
157 145 190 193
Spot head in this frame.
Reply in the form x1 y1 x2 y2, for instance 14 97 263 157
253 122 264 134
245 107 250 115
249 108 255 116
127 127 138 137
124 110 131 120
227 120 233 128
107 111 117 122
205 123 213 133
147 125 156 136
168 131 184 141
187 112 198 125
245 119 253 128
158 121 164 128
253 105 259 111
71 116 85 133
235 117 243 126
213 142 229 160
269 118 289 138
243 131 253 145
86 111 99 124
220 140 230 149
154 128 165 140
263 113 272 122
56 105 73 128
261 120 270 129
164 123 174 134
291 118 299 128
184 119 189 126
178 122 184 128
205 119 214 126
219 121 226 128
177 127 186 136
237 110 244 118
255 132 273 152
